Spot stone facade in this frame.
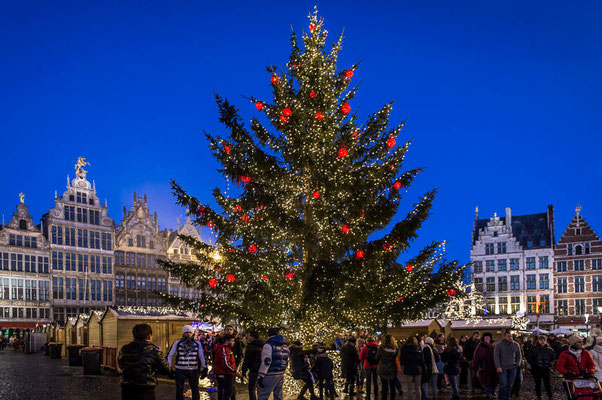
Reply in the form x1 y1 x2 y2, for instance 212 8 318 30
471 206 555 328
0 196 52 328
554 207 602 331
114 193 168 306
167 218 204 301
41 162 115 322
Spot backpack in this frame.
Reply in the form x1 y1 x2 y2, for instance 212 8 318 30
367 346 379 365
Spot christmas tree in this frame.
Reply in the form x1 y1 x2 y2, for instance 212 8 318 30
159 9 466 338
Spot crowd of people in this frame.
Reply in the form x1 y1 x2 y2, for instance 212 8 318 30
115 323 602 400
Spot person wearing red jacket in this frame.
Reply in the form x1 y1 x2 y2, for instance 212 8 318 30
359 337 379 400
214 335 243 400
556 335 596 400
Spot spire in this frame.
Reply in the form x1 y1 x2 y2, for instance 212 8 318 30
67 175 70 187
54 190 58 199
575 204 582 217
143 193 147 203
475 206 479 220
123 206 127 219
133 192 137 203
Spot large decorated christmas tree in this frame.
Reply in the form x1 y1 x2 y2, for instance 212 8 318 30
159 9 466 338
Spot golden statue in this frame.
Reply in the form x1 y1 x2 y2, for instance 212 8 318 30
75 157 90 178
19 193 25 204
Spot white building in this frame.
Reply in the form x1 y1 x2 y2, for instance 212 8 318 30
470 206 555 329
0 195 52 329
41 159 115 322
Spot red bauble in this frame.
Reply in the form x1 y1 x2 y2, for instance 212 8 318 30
197 205 205 215
341 103 351 114
383 242 393 251
356 250 365 259
387 137 396 148
234 205 242 212
261 275 268 280
341 224 350 234
280 115 289 123
226 274 236 282
312 191 321 199
406 264 413 272
393 181 402 189
309 23 316 31
270 76 280 85
223 145 231 154
310 91 316 98
248 244 257 253
282 108 292 117
208 279 218 287
285 272 294 280
207 221 214 228
345 69 354 78
447 288 456 296
397 296 404 302
241 215 249 223
216 266 222 271
241 175 251 183
255 101 263 110
353 131 359 139
338 147 348 158
360 213 365 218
256 205 264 210
315 112 324 121
292 64 298 69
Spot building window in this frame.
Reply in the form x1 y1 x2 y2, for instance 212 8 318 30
539 274 549 289
136 235 146 248
575 276 585 292
557 261 567 272
498 259 507 271
126 252 135 266
526 275 536 290
586 243 591 254
509 258 519 271
128 238 133 247
539 295 550 313
474 278 483 292
527 296 537 313
486 277 495 292
568 244 573 256
510 275 520 291
557 278 568 293
575 245 583 255
526 257 536 270
101 233 112 250
472 261 483 274
485 243 494 255
77 229 88 248
76 192 87 204
593 276 602 292
576 299 586 315
486 260 495 272
497 242 506 254
126 275 135 290
498 276 507 291
557 300 568 315
19 220 27 230
594 259 602 270
574 260 585 271
486 298 496 315
498 298 509 314
102 257 112 274
511 296 521 313
52 251 63 270
539 256 548 269
593 298 602 315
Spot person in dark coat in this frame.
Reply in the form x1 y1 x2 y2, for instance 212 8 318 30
459 335 469 387
118 323 172 400
441 337 462 400
421 337 439 400
471 332 497 398
290 340 319 400
377 335 399 400
399 336 423 400
242 331 264 400
341 337 360 396
526 335 555 400
464 331 481 392
313 347 336 400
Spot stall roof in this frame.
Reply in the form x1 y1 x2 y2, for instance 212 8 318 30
399 319 440 328
100 306 196 322
450 319 512 329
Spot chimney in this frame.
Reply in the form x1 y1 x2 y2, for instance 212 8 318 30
548 204 555 247
144 193 147 203
123 206 127 219
505 207 511 226
133 192 137 203
154 211 157 222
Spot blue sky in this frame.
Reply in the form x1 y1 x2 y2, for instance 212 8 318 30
1 1 601 265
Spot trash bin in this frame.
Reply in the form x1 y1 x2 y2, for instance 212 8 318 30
49 342 63 359
67 344 86 366
81 347 103 375
44 343 50 356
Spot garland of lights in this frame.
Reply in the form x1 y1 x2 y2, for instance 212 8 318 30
156 7 467 338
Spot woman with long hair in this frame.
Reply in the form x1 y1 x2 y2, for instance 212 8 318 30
399 336 423 400
441 337 462 400
377 335 398 400
471 332 497 399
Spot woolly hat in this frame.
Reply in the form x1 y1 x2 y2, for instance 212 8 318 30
182 325 195 334
425 337 434 345
568 335 583 346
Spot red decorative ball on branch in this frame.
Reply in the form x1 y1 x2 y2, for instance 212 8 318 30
338 147 348 158
285 272 294 280
341 103 351 114
356 250 365 259
341 224 350 234
387 137 397 148
241 215 249 223
353 131 359 139
383 242 393 251
393 181 402 189
406 264 413 272
282 108 292 117
280 115 289 123
446 288 456 296
248 244 257 253
261 275 268 281
270 76 280 85
397 296 404 302
309 23 316 31
234 205 242 212
310 91 316 98
241 175 251 183
207 221 214 228
255 101 263 110
315 112 324 121
226 274 236 282
208 279 218 287
345 69 354 78
312 191 321 199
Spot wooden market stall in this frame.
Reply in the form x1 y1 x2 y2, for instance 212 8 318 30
99 306 196 370
387 319 443 340
75 314 90 346
87 311 103 347
448 318 512 341
65 318 77 349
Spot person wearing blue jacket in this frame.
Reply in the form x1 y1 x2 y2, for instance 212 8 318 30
258 328 291 400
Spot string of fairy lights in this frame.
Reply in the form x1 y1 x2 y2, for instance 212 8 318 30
157 8 466 338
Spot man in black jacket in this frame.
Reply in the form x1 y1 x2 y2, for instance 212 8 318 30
242 331 264 400
118 323 172 400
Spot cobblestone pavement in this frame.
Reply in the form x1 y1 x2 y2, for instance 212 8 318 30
0 350 569 400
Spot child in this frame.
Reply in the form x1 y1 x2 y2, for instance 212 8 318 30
313 348 336 400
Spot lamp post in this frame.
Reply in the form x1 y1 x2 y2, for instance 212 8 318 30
585 313 590 337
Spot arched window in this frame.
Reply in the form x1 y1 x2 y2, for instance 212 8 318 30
575 245 583 255
19 219 27 230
